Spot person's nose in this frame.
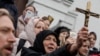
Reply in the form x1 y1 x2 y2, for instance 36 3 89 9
85 47 89 51
40 28 43 31
7 32 16 43
49 40 55 45
90 39 94 42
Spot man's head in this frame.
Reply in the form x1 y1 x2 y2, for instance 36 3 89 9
0 11 16 56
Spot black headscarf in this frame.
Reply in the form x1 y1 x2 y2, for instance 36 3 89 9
54 26 70 37
54 26 70 46
29 30 59 54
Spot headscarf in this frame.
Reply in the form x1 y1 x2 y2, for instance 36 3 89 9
54 26 70 46
54 26 70 37
30 30 59 54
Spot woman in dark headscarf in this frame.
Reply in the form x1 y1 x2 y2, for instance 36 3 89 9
29 30 59 54
54 26 71 46
21 30 78 56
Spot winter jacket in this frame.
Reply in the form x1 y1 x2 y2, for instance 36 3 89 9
16 15 26 36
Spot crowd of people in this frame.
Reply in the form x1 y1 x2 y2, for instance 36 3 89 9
0 0 100 56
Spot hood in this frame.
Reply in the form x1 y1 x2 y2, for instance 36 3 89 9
30 30 59 54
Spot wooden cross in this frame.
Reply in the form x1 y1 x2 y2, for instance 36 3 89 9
76 1 100 27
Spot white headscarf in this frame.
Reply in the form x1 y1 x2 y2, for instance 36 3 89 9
19 18 39 45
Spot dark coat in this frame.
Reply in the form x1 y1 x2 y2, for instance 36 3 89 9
21 44 77 56
21 30 77 56
89 47 100 55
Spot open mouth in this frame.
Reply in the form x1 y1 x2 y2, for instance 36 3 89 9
5 46 13 55
48 47 55 51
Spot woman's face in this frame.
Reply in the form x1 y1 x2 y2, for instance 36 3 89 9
59 32 69 41
43 35 57 54
43 20 50 29
89 34 96 48
23 6 35 17
78 41 90 56
34 21 45 35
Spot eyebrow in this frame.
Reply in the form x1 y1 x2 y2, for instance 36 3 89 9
0 27 15 32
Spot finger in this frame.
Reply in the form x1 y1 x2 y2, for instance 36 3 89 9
80 26 88 31
81 31 88 36
78 30 88 38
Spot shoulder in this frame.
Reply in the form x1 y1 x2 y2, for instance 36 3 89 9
89 47 99 54
18 31 27 39
93 47 98 51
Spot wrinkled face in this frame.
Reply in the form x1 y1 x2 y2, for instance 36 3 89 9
43 35 57 54
78 41 90 56
0 16 16 56
43 20 50 29
34 21 45 35
59 32 69 41
89 34 96 48
23 6 35 17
